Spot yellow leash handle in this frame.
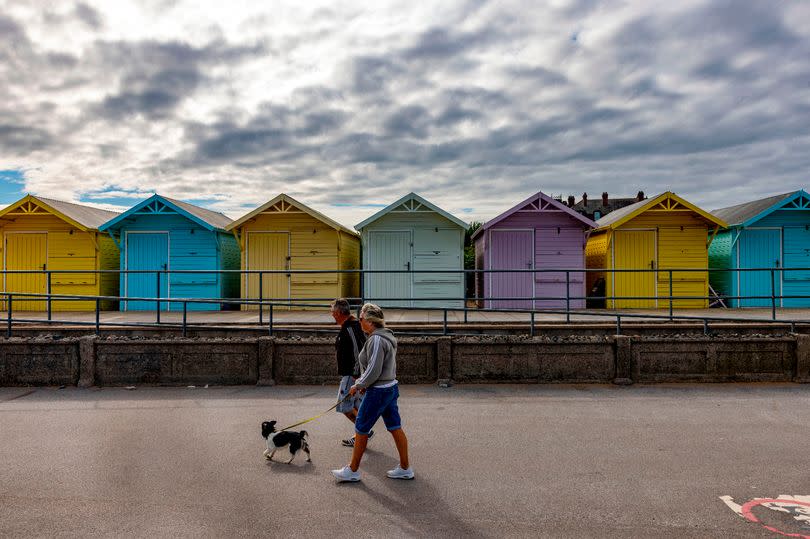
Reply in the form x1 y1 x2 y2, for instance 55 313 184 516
279 393 353 432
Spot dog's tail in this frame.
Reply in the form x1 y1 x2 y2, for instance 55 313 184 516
300 430 308 440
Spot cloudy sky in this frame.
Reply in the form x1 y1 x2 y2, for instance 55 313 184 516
1 0 809 226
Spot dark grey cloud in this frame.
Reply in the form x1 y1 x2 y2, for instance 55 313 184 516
87 39 267 120
403 26 494 60
75 3 104 29
0 124 54 155
96 68 201 119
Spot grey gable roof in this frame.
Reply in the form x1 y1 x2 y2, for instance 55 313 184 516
594 196 651 227
711 192 796 226
37 197 120 229
162 196 233 230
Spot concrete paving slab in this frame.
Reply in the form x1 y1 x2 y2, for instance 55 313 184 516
1 384 808 537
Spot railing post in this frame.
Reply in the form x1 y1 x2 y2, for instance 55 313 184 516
156 270 161 324
530 311 535 337
669 269 673 321
6 294 12 338
565 270 571 323
95 298 100 335
359 269 365 308
259 271 263 325
616 314 621 335
268 303 274 336
47 271 52 321
771 268 776 321
183 301 188 338
443 309 448 336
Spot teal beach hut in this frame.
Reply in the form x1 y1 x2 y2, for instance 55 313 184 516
355 193 467 308
709 190 810 307
99 195 240 311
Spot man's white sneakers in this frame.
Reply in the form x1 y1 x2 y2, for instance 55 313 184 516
386 465 415 480
331 465 361 482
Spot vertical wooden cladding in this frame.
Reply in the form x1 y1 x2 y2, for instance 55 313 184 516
613 230 656 308
367 230 411 306
229 195 360 310
488 229 533 309
4 232 47 310
0 196 120 311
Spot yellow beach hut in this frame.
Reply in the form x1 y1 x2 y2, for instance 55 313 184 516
585 192 728 308
226 194 360 309
0 195 120 311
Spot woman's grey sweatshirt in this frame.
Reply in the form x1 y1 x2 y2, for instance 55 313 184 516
354 328 397 388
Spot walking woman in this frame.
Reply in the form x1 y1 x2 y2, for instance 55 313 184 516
331 303 414 482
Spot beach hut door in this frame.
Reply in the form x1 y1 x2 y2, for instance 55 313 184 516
125 233 170 311
367 231 411 307
613 230 656 308
4 232 47 311
247 232 290 309
489 230 533 310
782 227 810 307
738 229 781 307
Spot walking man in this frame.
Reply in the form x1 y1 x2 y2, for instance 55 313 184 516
330 298 372 446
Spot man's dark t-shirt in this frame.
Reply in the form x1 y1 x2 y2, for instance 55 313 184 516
336 317 366 376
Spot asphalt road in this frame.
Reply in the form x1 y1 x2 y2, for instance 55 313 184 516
1 384 808 538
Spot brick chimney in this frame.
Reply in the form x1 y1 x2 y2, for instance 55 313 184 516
567 195 575 207
602 192 608 206
636 190 645 201
582 192 588 206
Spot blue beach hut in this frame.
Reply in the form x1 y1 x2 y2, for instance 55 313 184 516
709 190 810 307
99 195 240 311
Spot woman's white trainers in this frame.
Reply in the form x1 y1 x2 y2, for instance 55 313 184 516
331 465 361 482
386 465 415 480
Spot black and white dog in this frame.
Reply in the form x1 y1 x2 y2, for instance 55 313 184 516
261 421 311 464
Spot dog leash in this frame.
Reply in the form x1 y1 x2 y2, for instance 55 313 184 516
279 393 353 432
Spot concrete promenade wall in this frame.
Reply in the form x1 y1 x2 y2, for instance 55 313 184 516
1 334 809 387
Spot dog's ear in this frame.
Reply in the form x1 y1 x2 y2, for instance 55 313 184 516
261 421 275 439
299 430 308 439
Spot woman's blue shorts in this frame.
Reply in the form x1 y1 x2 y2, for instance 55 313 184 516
354 384 401 435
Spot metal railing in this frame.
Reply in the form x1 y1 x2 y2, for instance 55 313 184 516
0 267 809 337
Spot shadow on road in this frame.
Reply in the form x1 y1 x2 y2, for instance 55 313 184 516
343 452 485 538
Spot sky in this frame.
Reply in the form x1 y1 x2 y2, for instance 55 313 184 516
1 0 809 227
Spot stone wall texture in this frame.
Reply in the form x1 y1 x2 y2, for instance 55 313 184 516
1 334 808 386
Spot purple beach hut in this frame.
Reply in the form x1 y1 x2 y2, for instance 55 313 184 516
472 192 597 310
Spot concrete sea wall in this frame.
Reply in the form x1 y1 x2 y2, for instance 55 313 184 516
1 334 808 387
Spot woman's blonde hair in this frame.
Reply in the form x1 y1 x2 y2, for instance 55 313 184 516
360 303 385 328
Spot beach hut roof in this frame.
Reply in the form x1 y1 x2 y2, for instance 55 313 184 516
594 191 727 230
99 194 232 232
711 190 810 227
225 193 357 236
471 191 596 241
355 192 467 230
0 194 119 231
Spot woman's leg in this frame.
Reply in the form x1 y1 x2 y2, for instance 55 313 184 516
349 434 368 471
390 428 409 469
